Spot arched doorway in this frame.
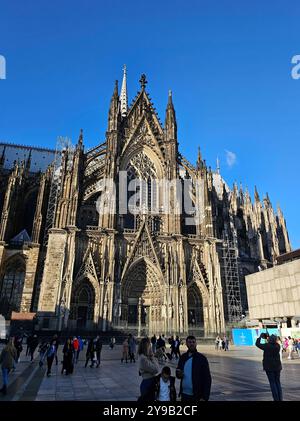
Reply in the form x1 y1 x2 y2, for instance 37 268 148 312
121 258 163 335
187 283 204 336
70 279 95 329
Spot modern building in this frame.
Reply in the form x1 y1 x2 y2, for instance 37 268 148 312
245 249 300 328
0 68 292 336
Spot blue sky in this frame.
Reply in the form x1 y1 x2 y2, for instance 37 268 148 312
0 0 299 248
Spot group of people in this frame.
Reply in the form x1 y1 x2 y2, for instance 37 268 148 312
215 335 229 351
150 334 181 362
121 334 137 363
138 335 211 402
281 336 300 359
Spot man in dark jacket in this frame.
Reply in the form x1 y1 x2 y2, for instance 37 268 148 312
176 335 211 402
255 333 282 401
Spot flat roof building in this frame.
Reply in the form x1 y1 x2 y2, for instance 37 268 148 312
245 250 300 328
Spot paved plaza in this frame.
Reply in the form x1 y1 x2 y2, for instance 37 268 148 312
0 343 299 401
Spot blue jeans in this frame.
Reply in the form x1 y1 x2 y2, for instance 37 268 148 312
2 367 9 387
266 371 283 401
140 377 155 401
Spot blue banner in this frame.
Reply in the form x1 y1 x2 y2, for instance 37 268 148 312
232 328 280 346
232 329 253 346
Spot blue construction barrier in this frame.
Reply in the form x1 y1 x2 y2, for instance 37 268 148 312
232 328 279 346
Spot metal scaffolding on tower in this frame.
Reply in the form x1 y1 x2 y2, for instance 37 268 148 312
43 136 74 247
221 234 243 323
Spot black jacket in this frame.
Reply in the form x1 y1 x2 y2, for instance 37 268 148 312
154 374 177 402
177 351 211 401
255 338 282 371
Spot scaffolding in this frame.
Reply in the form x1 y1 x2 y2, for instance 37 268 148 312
221 235 243 323
43 137 74 247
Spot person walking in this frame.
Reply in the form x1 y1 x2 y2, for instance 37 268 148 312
72 337 79 364
138 337 159 402
26 335 32 356
176 335 212 402
62 338 74 375
255 333 283 401
121 338 129 363
77 336 84 363
94 336 102 368
287 337 294 360
128 334 136 363
51 334 60 366
29 334 39 362
14 335 23 363
46 340 57 377
0 338 17 395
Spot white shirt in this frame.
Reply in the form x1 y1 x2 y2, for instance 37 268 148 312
158 378 170 401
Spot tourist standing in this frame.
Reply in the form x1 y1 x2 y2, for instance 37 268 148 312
215 336 220 350
0 338 17 395
128 334 136 363
51 334 60 365
255 333 283 401
174 336 181 359
176 335 212 402
151 335 157 354
46 340 57 377
84 338 95 368
121 338 129 363
138 337 159 402
218 337 223 351
109 336 116 349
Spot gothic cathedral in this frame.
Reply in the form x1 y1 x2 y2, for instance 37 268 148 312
0 68 291 337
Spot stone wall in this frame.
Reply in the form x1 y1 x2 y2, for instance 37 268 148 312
245 259 300 320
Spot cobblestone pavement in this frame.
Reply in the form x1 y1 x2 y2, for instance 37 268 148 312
0 343 299 401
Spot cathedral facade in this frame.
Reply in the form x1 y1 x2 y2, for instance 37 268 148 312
0 69 291 336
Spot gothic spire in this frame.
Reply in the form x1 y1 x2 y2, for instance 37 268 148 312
254 185 260 202
216 157 220 174
165 90 177 140
107 80 120 131
139 74 147 90
78 128 83 146
120 64 128 117
196 147 202 170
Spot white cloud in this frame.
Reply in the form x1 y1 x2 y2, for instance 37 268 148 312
225 150 237 167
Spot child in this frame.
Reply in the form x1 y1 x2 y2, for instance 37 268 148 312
154 366 176 402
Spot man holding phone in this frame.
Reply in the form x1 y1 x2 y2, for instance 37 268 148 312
176 335 211 402
255 333 282 401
